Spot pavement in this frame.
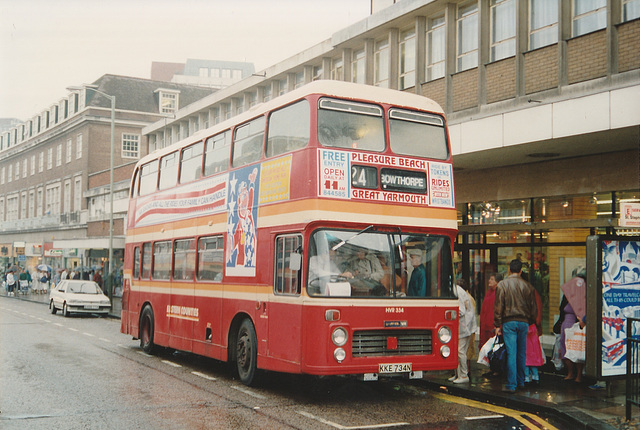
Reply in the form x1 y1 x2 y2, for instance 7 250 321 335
4 289 639 430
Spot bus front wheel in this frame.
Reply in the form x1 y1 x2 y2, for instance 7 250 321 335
236 319 259 386
140 306 156 354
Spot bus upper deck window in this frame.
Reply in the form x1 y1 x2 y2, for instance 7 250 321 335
317 98 385 151
266 100 310 158
232 117 265 167
139 160 159 196
389 109 448 160
204 131 231 176
179 141 203 184
158 152 179 190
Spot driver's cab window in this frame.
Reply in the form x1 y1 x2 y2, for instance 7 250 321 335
274 234 302 295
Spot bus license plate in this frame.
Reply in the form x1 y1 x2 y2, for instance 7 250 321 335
379 363 411 373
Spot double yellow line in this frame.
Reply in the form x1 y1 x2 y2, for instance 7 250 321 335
432 391 560 430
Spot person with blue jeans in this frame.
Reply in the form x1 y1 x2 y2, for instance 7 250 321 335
494 259 537 393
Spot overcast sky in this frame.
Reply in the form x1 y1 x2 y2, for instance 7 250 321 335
0 0 371 120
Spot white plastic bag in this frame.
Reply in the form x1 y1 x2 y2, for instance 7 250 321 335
477 335 498 367
551 334 564 370
564 322 586 363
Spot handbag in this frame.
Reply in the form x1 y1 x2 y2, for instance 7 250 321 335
477 335 497 367
487 335 507 374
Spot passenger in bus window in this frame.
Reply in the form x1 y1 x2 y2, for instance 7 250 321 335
348 249 384 286
407 248 428 297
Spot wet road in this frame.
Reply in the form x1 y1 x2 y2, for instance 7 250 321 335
0 297 563 429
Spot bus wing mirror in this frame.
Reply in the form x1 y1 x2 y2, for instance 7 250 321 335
289 252 302 271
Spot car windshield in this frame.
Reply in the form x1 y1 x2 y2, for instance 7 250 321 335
67 283 102 294
307 228 454 299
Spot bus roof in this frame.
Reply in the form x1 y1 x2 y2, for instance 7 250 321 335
139 80 445 166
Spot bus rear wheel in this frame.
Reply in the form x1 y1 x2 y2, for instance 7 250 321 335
236 319 259 386
140 306 156 354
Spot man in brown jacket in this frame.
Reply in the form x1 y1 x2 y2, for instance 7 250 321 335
494 259 537 393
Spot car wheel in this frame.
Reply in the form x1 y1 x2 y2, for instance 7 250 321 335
50 300 57 314
140 306 156 354
63 302 70 317
236 319 259 386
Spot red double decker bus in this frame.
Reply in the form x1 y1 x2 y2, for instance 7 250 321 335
121 81 459 385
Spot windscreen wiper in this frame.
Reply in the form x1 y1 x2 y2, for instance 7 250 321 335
331 225 375 251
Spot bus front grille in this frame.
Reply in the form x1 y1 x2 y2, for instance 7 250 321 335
351 330 432 357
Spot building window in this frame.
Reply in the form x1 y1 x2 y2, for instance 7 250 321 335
122 134 140 158
623 0 640 21
399 29 416 89
0 198 3 221
374 39 390 88
74 176 82 212
158 90 179 114
47 148 53 170
7 195 18 221
7 164 12 183
37 187 43 216
64 180 71 214
21 192 27 219
427 16 446 81
331 58 344 81
22 159 27 178
14 162 19 181
45 183 61 215
56 144 62 167
76 134 83 159
572 0 606 37
28 190 34 218
199 67 209 77
30 155 35 175
0 167 4 184
39 152 44 172
490 0 516 61
66 139 72 163
352 48 366 84
263 85 272 102
457 1 479 71
529 0 558 50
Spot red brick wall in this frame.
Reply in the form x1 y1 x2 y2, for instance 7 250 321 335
486 57 516 103
567 30 607 84
524 44 559 94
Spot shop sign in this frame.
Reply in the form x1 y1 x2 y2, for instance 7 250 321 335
63 248 78 257
620 202 640 227
46 249 63 257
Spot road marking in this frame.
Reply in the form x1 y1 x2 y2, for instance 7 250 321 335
432 392 559 430
192 371 217 381
232 385 266 399
465 414 504 420
136 350 153 356
161 360 182 368
99 337 111 343
296 410 408 429
54 323 63 327
82 332 95 337
68 328 79 332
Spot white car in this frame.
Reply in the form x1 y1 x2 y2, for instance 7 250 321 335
49 280 111 317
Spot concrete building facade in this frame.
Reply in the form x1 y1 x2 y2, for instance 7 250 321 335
143 0 639 334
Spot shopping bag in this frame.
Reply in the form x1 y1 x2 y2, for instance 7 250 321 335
477 335 497 367
526 324 545 367
564 322 586 363
487 335 507 374
551 334 563 370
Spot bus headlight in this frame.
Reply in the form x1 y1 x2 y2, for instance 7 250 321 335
438 326 452 344
440 345 451 358
334 348 346 363
332 327 348 346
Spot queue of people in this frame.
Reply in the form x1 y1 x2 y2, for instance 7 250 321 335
3 264 117 297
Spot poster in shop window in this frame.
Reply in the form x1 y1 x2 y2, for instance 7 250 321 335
587 236 640 377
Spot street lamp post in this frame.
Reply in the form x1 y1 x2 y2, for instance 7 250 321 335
67 85 115 297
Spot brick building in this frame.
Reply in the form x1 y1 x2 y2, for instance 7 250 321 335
143 0 639 335
0 75 214 280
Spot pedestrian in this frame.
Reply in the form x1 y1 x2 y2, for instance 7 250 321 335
494 259 537 393
525 288 544 384
60 268 68 280
479 272 503 377
559 268 587 383
6 269 16 296
93 270 104 290
449 278 477 384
